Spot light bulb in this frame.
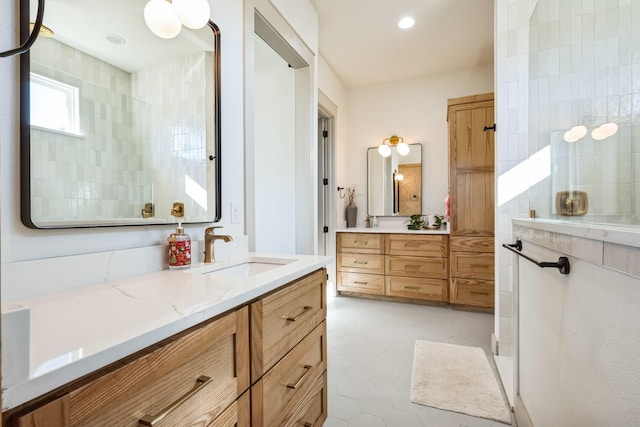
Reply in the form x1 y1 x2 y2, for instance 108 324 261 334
591 126 607 141
396 142 410 156
378 144 391 157
601 122 618 138
395 173 404 181
144 0 182 39
563 125 587 143
172 0 210 29
397 17 415 29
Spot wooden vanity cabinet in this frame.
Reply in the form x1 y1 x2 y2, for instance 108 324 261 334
6 268 328 427
337 232 449 303
251 268 328 427
10 307 249 427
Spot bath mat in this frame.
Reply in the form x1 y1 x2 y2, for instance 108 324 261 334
410 340 511 424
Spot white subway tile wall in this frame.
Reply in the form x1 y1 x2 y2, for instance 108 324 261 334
29 37 210 223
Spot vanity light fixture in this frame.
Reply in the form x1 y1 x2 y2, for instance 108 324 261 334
378 135 410 157
591 122 618 141
144 0 210 39
563 125 587 143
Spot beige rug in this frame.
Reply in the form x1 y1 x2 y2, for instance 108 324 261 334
410 340 511 424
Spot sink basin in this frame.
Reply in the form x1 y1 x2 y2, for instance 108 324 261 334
198 257 296 278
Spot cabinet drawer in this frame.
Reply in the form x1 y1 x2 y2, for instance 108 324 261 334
450 251 494 279
385 276 448 302
386 255 448 279
451 278 494 308
17 308 250 427
450 236 494 253
251 269 326 380
252 322 326 426
282 374 327 427
210 391 250 427
337 253 385 274
337 232 384 254
386 234 448 257
337 271 385 295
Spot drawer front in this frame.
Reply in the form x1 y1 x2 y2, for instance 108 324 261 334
210 391 250 427
451 278 494 308
282 374 327 427
337 253 385 274
385 276 448 301
386 234 448 257
251 269 326 380
450 251 494 279
386 255 448 279
253 323 326 426
337 232 384 254
64 308 249 427
450 236 494 253
337 271 385 295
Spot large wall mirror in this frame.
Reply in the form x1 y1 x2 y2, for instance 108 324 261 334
367 144 422 217
20 0 221 228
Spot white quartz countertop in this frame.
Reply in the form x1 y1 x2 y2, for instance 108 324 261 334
2 252 332 411
335 227 449 235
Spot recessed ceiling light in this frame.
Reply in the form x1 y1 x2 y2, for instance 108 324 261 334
106 34 126 45
397 16 415 29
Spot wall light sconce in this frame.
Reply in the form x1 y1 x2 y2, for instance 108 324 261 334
378 135 409 157
144 0 210 39
563 122 618 143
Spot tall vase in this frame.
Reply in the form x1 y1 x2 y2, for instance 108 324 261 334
346 205 357 228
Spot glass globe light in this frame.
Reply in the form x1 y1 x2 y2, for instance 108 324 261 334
173 0 210 29
144 0 182 39
378 144 391 157
396 141 410 156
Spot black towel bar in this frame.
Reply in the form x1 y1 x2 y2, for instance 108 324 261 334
502 239 570 275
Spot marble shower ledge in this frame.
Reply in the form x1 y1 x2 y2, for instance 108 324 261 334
512 219 640 279
1 253 332 411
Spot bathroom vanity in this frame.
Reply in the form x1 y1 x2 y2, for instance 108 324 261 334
1 254 330 427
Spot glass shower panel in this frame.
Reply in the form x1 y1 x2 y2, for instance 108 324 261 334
528 0 640 226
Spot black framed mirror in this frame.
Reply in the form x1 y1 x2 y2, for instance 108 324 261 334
367 143 422 217
20 0 221 228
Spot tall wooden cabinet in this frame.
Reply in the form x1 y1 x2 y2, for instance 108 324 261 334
447 93 495 310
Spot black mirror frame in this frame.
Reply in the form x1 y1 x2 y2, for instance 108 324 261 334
19 0 222 229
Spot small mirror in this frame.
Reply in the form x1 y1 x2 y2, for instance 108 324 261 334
367 143 422 217
21 0 221 228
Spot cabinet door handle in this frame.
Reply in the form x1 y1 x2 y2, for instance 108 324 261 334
287 364 313 389
138 375 211 426
353 260 369 264
404 264 422 269
353 281 368 285
404 286 421 290
404 242 421 247
282 306 312 322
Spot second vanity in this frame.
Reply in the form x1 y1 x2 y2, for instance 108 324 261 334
1 253 331 426
336 228 494 310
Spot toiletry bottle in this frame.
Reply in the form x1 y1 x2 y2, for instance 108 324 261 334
168 222 191 270
372 216 378 228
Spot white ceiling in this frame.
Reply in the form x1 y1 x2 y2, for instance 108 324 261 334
309 0 494 88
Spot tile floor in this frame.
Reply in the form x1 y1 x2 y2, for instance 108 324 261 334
325 296 514 427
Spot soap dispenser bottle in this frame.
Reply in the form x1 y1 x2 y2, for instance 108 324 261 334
168 202 191 270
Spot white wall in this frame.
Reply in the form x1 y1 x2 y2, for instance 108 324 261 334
344 64 494 227
516 241 640 425
254 35 296 253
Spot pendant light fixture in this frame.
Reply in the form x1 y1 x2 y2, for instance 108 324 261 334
144 0 210 39
378 135 410 157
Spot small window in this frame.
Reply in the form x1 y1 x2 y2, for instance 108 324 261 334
30 73 80 135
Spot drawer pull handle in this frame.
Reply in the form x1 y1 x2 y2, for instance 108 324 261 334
404 242 421 247
404 286 421 290
138 375 211 426
471 291 488 296
283 306 313 322
354 281 368 285
353 260 369 265
287 364 313 389
405 264 422 269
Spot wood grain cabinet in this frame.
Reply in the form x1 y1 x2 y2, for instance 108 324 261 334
10 307 250 427
447 93 496 310
251 268 327 427
337 232 449 304
5 268 328 427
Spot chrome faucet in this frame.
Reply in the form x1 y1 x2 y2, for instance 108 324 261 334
204 226 233 263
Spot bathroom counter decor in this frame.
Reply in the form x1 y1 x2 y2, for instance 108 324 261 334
1 253 331 413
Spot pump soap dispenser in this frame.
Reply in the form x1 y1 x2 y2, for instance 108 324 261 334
167 202 191 270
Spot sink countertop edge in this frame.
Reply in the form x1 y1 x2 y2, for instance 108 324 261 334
2 252 332 411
